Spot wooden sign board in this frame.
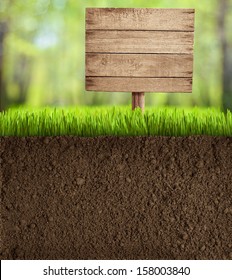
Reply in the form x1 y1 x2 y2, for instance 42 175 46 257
85 8 195 110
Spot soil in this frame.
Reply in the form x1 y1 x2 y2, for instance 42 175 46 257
0 136 232 260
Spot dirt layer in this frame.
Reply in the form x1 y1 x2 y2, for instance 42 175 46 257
0 136 232 260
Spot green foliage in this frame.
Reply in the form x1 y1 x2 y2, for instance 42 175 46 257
1 106 232 136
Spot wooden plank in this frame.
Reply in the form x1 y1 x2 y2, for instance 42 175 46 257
86 77 192 92
86 8 195 31
86 54 193 78
86 30 194 54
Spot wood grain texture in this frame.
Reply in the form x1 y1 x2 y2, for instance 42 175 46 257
86 30 194 54
132 92 145 111
85 8 195 93
86 54 193 78
86 77 192 92
86 8 195 31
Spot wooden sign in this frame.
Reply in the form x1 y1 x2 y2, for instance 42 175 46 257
85 8 195 111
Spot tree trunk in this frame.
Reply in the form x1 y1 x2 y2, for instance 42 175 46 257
218 0 232 111
0 22 8 112
15 55 32 105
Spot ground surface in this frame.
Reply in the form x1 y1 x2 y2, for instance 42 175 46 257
0 136 232 260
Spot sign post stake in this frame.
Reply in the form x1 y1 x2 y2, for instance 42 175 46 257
132 92 145 113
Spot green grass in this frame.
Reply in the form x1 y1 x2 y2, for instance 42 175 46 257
0 106 232 137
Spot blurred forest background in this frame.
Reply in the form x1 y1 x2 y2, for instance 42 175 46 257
0 0 232 111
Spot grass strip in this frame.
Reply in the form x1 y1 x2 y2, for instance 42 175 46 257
0 106 232 137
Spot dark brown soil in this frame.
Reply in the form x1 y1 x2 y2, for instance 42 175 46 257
0 136 232 260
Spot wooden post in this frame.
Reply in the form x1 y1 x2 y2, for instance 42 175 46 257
132 92 145 112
